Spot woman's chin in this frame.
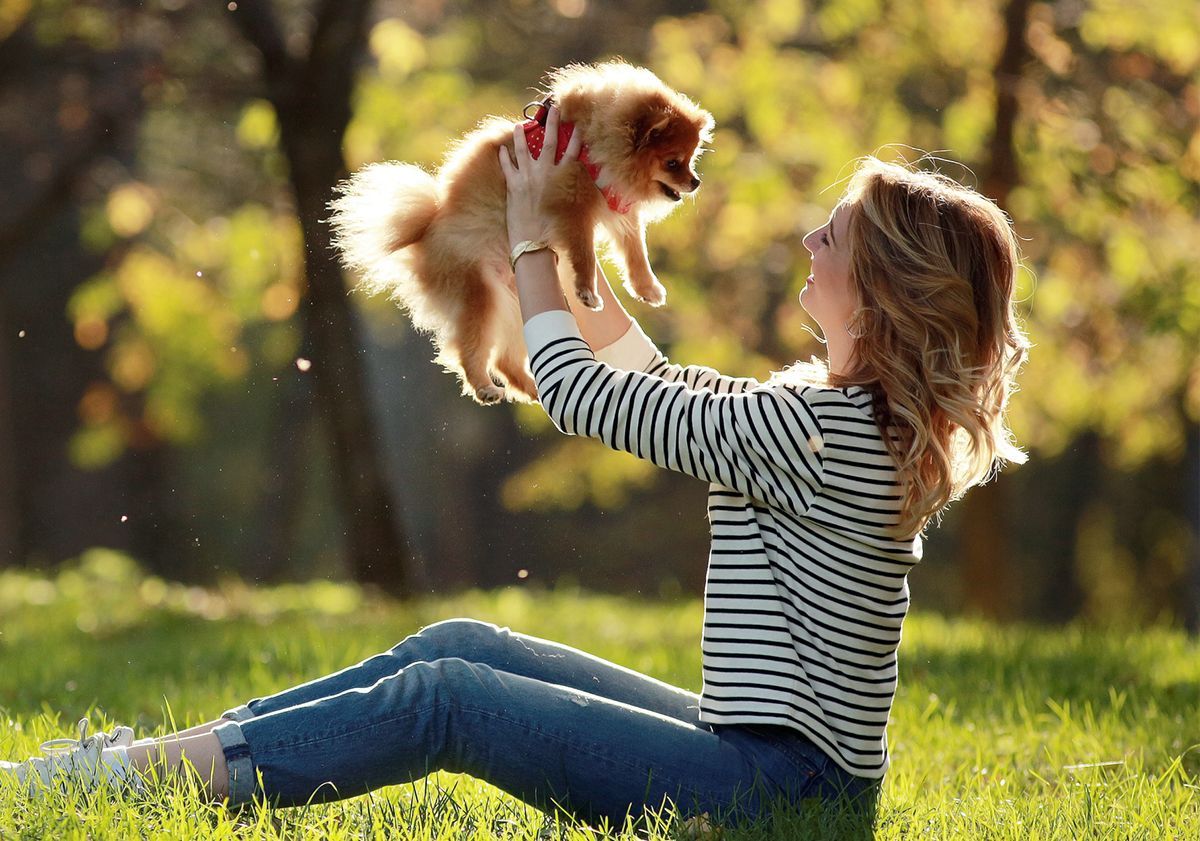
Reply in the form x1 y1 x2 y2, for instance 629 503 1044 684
797 294 827 330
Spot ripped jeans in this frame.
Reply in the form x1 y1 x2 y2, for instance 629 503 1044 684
211 619 877 827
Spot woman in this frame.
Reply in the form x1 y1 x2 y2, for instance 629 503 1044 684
3 106 1028 829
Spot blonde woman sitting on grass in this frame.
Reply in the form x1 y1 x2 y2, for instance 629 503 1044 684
3 112 1027 832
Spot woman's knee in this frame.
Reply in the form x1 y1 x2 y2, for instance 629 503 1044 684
389 617 503 658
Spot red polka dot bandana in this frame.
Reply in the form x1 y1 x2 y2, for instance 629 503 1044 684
521 99 632 214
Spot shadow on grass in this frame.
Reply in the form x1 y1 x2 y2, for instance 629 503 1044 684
903 633 1199 711
900 628 1200 776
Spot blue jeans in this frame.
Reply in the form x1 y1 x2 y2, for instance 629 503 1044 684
212 619 878 827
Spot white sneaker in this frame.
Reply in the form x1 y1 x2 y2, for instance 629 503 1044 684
1 718 140 798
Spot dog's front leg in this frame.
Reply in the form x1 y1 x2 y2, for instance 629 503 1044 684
615 216 666 307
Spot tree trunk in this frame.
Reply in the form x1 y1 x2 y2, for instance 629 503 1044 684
246 374 311 582
287 148 412 593
0 294 18 566
231 0 413 594
959 0 1034 619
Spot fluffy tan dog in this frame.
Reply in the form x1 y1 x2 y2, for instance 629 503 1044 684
329 61 713 404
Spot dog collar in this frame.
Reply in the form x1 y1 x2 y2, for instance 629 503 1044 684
521 98 632 215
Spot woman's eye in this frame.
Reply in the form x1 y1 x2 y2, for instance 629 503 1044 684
666 159 680 170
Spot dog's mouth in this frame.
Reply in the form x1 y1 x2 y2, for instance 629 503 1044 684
657 181 683 202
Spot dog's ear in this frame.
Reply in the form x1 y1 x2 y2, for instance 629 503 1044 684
632 98 673 150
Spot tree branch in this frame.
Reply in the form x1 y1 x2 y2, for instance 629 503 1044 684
303 0 374 108
0 112 122 271
227 0 294 90
0 16 34 81
983 0 1034 203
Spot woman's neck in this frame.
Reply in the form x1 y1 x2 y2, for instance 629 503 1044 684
824 328 856 379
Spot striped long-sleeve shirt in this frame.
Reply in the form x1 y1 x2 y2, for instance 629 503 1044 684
523 309 921 780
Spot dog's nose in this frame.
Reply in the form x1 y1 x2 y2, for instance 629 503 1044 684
689 176 701 191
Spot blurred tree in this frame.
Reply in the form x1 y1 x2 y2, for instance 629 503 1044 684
51 0 698 591
52 0 416 592
6 0 1197 625
957 0 1034 621
498 0 1200 624
225 0 413 594
0 0 177 571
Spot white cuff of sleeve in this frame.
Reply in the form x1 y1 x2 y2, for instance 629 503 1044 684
523 309 585 357
593 319 662 372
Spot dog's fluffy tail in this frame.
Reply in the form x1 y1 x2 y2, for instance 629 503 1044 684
329 162 440 303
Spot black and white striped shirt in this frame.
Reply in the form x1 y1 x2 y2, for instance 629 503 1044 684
524 310 921 779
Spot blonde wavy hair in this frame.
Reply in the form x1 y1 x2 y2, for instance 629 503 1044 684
773 156 1030 536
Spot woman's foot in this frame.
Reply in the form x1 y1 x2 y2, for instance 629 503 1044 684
1 718 139 798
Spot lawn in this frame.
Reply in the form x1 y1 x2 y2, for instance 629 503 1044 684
1 550 1197 839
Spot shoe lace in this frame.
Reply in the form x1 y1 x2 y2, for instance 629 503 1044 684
39 718 120 755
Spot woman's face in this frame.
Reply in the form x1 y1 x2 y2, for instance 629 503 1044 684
800 204 857 333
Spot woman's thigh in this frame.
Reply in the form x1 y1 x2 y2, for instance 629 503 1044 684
222 657 814 827
234 618 701 726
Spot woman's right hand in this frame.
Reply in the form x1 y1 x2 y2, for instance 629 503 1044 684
498 103 583 249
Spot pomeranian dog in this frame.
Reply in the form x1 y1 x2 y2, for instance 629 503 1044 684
329 61 713 404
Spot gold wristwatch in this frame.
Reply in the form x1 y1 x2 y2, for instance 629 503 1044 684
509 239 555 271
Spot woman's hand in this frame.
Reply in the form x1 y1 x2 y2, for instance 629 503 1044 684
497 104 584 249
498 104 584 322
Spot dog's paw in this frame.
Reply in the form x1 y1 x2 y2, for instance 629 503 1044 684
576 287 604 311
634 280 667 308
474 384 505 405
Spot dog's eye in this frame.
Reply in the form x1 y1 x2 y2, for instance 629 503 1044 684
665 159 680 170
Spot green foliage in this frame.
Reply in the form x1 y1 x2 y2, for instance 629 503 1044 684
45 0 1200 492
17 0 1198 620
66 195 304 464
0 561 1197 837
642 0 1200 474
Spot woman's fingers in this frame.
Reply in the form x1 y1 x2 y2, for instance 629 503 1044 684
542 104 559 162
500 104 582 197
542 105 583 165
513 120 531 167
508 105 580 175
562 116 584 163
497 144 515 179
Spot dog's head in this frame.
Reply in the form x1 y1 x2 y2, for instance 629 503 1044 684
548 62 714 212
626 91 714 207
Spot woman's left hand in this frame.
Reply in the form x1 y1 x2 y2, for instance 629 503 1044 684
497 104 584 249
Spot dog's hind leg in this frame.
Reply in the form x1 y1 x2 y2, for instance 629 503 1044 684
486 290 537 403
451 267 506 400
495 354 538 403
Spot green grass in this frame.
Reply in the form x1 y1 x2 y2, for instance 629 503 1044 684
1 550 1197 839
